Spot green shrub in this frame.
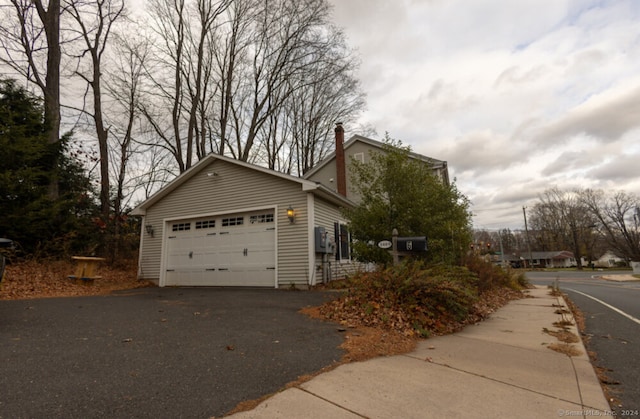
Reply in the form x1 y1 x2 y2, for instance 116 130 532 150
464 257 528 291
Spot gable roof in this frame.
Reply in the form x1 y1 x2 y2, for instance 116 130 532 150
503 251 575 261
131 153 353 216
303 134 449 182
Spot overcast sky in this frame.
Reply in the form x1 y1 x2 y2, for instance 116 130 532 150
329 0 640 230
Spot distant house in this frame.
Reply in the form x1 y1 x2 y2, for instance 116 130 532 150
132 124 449 288
505 251 576 268
589 251 627 268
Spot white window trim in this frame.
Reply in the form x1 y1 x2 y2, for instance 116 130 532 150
335 220 351 263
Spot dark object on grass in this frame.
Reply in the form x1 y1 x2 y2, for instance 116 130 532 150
1 238 14 283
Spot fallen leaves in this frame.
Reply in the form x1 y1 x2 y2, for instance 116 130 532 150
543 327 580 344
1 259 154 300
302 283 524 362
547 342 582 357
339 326 418 363
316 280 523 340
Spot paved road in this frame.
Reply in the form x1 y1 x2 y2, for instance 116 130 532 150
0 288 345 418
527 271 640 415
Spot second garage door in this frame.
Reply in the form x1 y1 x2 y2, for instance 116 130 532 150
163 210 276 286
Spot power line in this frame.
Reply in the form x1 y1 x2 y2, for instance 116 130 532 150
471 205 521 213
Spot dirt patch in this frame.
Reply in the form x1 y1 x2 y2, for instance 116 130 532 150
547 342 582 357
301 305 418 363
553 319 574 327
543 327 580 343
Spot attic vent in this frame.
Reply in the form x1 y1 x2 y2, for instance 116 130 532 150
352 152 364 163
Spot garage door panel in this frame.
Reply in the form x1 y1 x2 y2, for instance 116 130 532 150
166 236 194 270
164 212 276 287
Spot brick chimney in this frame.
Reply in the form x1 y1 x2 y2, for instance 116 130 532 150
335 122 347 197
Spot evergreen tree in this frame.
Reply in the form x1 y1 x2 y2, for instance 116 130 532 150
0 79 98 256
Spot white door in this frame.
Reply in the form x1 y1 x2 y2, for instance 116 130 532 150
164 211 276 286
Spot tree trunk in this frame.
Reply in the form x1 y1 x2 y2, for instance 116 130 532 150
34 0 61 199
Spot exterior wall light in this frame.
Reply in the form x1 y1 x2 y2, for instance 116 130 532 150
145 224 154 237
287 205 295 224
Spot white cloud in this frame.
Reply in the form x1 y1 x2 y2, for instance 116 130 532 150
330 0 640 229
588 151 640 182
539 83 640 144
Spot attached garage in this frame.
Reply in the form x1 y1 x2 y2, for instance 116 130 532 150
133 126 449 288
132 153 353 288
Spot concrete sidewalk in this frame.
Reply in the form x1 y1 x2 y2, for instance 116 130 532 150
225 286 611 419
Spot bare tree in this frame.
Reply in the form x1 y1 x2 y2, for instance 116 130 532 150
530 198 567 251
184 0 231 164
66 0 125 220
98 29 154 258
141 0 231 172
209 0 255 157
1 0 62 198
140 0 363 175
530 187 598 269
283 35 365 176
242 20 365 175
581 189 640 262
139 0 189 172
229 0 334 162
495 228 518 255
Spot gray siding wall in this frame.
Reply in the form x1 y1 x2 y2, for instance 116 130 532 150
307 140 448 203
138 159 310 287
307 141 375 203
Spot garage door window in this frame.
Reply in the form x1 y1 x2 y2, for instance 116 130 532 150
195 220 216 229
172 222 191 231
222 216 244 227
250 213 274 224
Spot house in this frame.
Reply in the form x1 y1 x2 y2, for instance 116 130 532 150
132 124 448 288
504 251 576 268
303 128 449 203
587 251 627 268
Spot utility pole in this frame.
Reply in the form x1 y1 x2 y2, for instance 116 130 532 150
498 231 506 267
523 206 534 269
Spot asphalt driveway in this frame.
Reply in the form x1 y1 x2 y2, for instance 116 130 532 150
0 288 345 418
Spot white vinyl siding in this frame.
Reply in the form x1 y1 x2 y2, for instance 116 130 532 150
276 193 309 287
314 198 344 239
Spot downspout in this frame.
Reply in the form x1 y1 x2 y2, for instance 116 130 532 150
307 192 317 287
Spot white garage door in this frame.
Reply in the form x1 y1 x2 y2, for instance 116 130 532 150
163 210 276 286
